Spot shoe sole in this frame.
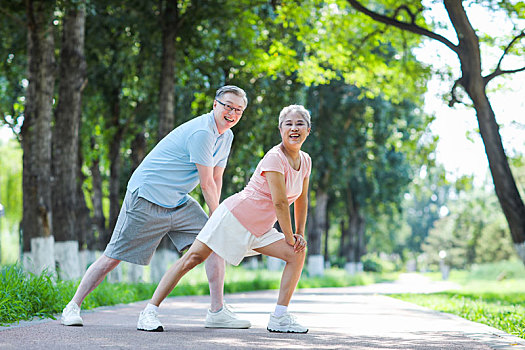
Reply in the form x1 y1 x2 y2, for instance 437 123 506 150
137 326 164 332
267 327 308 333
61 318 83 326
205 323 251 329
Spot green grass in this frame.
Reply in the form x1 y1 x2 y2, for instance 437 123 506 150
392 260 525 339
0 263 389 326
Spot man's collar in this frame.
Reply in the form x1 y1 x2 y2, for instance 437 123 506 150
209 110 221 136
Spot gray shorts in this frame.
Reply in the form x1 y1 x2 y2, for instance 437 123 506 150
104 189 208 265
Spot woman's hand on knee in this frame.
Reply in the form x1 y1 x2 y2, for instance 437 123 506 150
293 234 307 253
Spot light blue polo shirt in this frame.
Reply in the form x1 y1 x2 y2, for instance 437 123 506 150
127 111 233 208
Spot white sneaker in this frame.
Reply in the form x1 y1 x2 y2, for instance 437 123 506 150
137 310 164 332
61 301 83 326
205 304 251 329
267 312 308 333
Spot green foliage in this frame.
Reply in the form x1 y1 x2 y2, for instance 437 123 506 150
269 0 431 102
0 265 77 325
402 164 449 256
394 292 525 339
361 253 397 273
466 260 525 281
0 139 22 264
422 185 517 270
394 261 525 339
0 0 26 138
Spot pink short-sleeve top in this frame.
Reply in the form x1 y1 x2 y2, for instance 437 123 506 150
223 144 312 237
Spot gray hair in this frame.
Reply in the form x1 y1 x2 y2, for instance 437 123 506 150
215 85 248 107
278 105 311 128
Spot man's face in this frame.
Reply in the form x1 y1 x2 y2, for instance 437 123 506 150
213 92 246 134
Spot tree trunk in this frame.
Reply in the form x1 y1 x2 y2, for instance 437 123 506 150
152 0 180 280
157 0 178 139
344 187 365 274
90 137 107 249
52 2 86 280
323 215 330 267
131 132 147 172
76 135 95 273
21 0 56 275
339 219 346 260
443 0 525 258
108 88 123 234
307 190 328 276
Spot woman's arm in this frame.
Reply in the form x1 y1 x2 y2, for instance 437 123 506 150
293 176 309 253
294 176 309 237
265 171 296 246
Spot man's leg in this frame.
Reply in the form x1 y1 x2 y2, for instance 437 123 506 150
167 199 251 329
62 254 120 326
205 252 225 312
72 254 121 306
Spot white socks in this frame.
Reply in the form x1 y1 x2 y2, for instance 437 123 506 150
144 303 159 313
273 304 288 317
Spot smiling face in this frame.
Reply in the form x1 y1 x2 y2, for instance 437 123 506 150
212 92 246 134
279 112 311 150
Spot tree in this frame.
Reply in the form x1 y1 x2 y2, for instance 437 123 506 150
346 0 525 261
52 0 86 280
21 0 56 275
304 81 432 272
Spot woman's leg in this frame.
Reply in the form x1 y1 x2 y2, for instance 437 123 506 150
254 239 306 306
150 240 213 306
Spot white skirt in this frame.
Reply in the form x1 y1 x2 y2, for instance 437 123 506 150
196 203 285 266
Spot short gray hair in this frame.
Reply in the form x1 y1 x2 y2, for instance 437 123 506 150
278 105 311 128
215 85 248 107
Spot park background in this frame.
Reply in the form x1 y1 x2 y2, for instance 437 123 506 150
1 0 525 338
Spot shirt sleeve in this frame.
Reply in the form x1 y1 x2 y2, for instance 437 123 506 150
187 130 214 167
215 132 233 168
260 152 285 175
304 153 312 179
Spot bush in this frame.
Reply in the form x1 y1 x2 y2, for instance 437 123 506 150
361 253 396 273
0 264 76 325
467 259 525 281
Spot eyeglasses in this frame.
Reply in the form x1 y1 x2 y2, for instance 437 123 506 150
215 99 244 115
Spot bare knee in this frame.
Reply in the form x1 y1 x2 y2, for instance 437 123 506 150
283 250 306 264
181 251 207 272
97 255 120 272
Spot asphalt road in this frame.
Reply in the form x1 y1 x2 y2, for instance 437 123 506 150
2 273 524 349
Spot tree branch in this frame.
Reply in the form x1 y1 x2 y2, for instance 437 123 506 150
393 5 422 25
347 0 459 53
484 65 525 84
496 30 525 71
484 30 525 84
448 77 464 107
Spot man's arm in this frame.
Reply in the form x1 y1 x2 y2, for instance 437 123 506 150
196 163 220 215
213 166 225 201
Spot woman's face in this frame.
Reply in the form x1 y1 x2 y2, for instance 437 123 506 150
279 112 310 149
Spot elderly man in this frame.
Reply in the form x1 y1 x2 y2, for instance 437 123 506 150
61 85 250 331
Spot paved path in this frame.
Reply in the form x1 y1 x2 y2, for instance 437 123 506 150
2 273 525 349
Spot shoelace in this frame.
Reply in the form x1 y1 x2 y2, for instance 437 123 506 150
280 312 298 325
222 304 239 318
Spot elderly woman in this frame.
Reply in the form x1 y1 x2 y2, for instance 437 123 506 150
138 105 312 333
